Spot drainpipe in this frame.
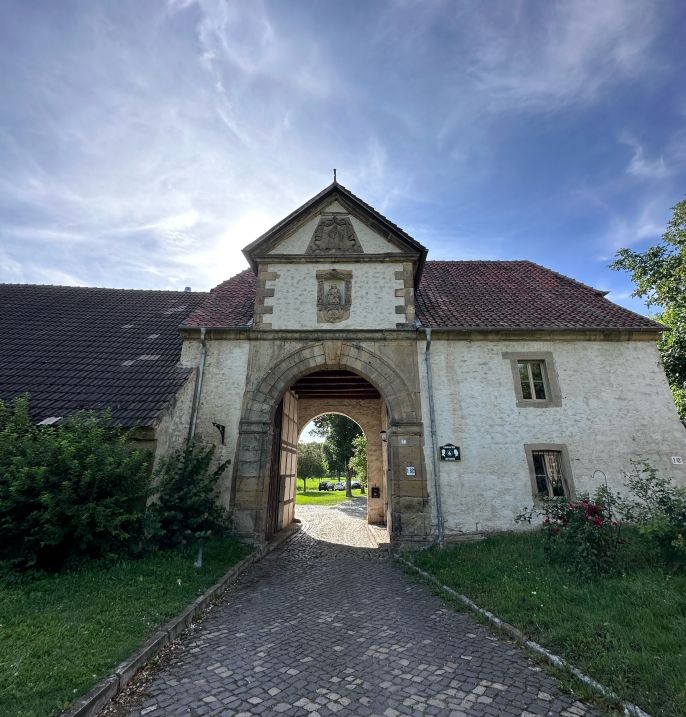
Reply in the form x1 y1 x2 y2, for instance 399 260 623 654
187 327 207 444
424 328 445 546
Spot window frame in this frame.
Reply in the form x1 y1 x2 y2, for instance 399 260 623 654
523 443 576 501
502 351 562 408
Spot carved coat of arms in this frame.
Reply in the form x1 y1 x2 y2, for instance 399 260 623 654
307 215 363 254
316 269 352 323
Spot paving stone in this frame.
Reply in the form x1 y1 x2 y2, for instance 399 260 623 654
113 500 603 717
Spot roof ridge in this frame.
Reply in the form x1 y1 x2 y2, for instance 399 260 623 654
0 282 209 294
424 259 531 264
520 259 608 296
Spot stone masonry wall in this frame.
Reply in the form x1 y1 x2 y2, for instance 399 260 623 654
172 337 251 510
417 337 686 535
262 262 406 330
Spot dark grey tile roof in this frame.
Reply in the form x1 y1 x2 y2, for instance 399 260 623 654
0 284 207 427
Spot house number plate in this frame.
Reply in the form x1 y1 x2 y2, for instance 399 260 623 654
440 444 461 461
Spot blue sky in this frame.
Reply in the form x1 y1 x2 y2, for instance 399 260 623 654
1 0 685 315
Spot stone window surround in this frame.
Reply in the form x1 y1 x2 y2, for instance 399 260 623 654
523 443 576 501
502 351 562 408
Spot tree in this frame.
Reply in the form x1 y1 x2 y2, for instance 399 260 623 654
348 434 367 494
297 442 325 492
611 199 686 418
312 414 362 497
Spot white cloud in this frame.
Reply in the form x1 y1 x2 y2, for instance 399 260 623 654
466 0 659 111
603 199 668 251
621 135 668 179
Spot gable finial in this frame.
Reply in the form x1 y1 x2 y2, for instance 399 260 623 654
333 168 337 183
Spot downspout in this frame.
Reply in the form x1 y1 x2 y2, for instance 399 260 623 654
187 327 207 444
424 328 445 546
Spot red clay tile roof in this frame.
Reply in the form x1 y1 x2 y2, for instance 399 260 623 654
183 261 660 331
416 261 660 330
181 269 256 328
0 284 207 427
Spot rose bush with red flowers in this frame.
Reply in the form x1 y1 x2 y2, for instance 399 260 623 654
517 487 622 576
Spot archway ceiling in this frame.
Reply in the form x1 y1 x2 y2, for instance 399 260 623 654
291 370 380 400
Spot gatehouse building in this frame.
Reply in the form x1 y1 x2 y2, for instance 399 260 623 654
2 181 684 546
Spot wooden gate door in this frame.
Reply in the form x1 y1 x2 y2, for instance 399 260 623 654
265 399 283 541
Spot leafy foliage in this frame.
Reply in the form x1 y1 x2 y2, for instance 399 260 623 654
620 460 686 568
516 488 621 576
149 442 231 549
348 433 367 491
296 442 325 491
517 461 686 574
312 414 362 496
611 199 686 417
0 396 152 571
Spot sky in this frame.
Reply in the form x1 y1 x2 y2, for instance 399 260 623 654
1 0 686 316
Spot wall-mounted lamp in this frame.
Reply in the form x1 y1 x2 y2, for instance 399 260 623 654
212 422 226 445
379 430 388 442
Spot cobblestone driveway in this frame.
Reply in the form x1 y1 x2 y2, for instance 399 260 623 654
113 500 599 717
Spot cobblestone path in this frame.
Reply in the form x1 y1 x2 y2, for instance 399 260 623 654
115 500 599 717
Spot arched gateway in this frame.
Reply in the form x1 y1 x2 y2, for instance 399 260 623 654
166 180 683 549
231 341 430 542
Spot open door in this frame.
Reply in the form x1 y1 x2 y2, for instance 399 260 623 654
266 399 283 541
265 392 298 541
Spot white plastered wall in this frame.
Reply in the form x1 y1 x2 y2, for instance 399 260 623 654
172 337 251 509
418 337 686 534
267 200 403 255
264 261 404 330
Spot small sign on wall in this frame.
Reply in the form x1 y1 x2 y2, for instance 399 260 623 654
672 456 683 465
440 444 461 461
405 466 416 476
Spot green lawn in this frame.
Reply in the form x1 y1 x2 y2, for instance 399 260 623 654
296 477 365 505
0 538 249 717
410 531 686 717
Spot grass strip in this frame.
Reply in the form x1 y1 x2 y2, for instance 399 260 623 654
411 532 686 717
0 538 249 717
296 476 365 505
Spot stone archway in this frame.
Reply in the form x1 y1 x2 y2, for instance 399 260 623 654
296 401 386 525
230 340 432 546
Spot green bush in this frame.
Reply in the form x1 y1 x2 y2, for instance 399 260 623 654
517 488 621 576
149 442 231 549
621 461 686 568
0 397 152 571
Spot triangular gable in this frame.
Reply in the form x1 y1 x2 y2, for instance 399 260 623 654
242 182 427 286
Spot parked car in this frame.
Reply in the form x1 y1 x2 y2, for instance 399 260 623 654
351 481 361 489
318 481 334 491
333 482 346 491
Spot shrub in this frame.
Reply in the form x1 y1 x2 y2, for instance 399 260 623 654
516 488 621 576
149 442 231 549
620 460 686 568
0 397 152 571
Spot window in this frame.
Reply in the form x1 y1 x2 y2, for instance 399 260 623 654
532 450 565 497
518 360 546 400
502 351 562 408
524 444 575 500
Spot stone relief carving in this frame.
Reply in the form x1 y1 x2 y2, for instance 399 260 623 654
306 214 363 254
316 269 352 323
